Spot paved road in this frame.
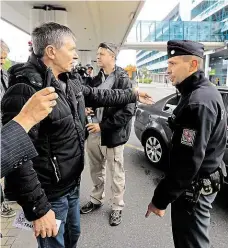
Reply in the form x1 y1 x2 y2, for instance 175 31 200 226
2 84 228 248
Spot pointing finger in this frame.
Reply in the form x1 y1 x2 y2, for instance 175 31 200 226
145 209 151 218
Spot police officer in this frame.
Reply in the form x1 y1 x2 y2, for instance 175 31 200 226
145 40 227 248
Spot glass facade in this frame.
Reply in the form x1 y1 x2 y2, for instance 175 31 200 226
133 20 227 43
208 57 228 85
138 55 168 69
135 0 228 84
136 51 158 64
191 0 218 19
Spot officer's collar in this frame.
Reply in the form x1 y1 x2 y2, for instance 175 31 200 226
176 70 208 96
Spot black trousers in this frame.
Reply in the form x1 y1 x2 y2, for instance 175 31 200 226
171 193 217 248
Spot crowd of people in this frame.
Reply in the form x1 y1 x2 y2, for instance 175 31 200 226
0 22 227 248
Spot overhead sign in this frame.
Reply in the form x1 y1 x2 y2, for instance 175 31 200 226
209 69 216 75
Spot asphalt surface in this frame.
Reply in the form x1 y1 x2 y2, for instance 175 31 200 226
78 84 228 248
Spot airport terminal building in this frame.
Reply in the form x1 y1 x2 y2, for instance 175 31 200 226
136 0 228 85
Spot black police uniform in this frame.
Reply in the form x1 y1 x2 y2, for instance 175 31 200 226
151 40 227 248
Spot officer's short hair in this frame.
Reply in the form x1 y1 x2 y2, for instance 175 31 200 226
182 55 203 70
31 22 76 58
1 39 10 54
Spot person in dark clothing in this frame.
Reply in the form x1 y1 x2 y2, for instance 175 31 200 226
0 39 16 218
86 64 94 77
216 77 220 86
81 42 136 226
1 88 59 239
145 40 227 248
71 63 92 86
1 87 58 178
1 22 152 248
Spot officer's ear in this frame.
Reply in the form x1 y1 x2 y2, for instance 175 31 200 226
190 58 198 72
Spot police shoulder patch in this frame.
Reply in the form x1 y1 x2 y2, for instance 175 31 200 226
181 129 196 147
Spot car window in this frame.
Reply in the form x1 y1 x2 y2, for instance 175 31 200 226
163 94 181 114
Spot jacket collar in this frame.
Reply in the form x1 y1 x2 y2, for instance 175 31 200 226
99 65 128 77
29 53 70 84
29 52 48 76
176 70 209 96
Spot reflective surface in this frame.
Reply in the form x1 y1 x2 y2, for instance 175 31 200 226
129 21 228 42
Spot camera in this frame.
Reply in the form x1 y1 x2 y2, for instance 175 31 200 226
72 64 88 77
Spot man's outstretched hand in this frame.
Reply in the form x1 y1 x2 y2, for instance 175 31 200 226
136 89 154 105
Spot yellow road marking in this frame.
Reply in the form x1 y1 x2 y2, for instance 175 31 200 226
125 143 144 152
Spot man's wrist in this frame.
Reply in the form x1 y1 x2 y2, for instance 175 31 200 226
13 113 36 133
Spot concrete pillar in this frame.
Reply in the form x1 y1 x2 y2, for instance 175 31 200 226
205 54 210 79
30 6 67 33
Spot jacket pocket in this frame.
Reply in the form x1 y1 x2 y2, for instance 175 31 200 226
50 156 61 183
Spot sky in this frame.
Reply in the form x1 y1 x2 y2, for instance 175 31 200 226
0 0 179 65
0 20 31 62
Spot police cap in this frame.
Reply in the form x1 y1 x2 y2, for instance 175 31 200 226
167 40 204 59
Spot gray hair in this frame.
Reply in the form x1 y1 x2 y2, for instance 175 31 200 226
1 39 10 54
98 42 118 58
182 55 204 70
32 22 76 57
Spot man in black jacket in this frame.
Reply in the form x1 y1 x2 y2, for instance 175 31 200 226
1 87 58 178
2 22 152 248
145 40 227 248
81 42 135 226
1 87 59 239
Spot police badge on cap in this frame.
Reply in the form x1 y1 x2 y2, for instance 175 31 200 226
167 40 204 59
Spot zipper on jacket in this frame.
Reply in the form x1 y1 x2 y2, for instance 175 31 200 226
44 68 52 87
50 156 60 183
47 135 61 183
